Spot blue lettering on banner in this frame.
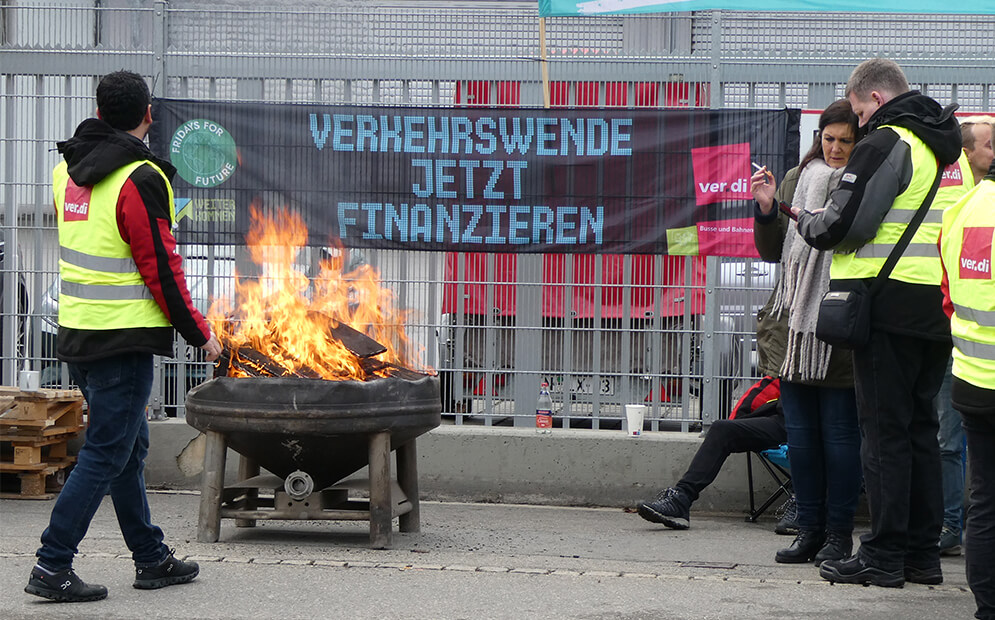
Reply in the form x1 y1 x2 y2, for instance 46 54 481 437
485 205 507 244
385 203 409 242
500 117 535 155
483 161 504 200
536 118 558 156
556 206 578 244
411 159 433 198
460 160 481 199
475 118 497 155
335 201 606 248
427 116 448 154
362 203 383 240
532 206 555 244
332 114 354 151
436 204 460 242
452 117 473 155
313 112 635 158
380 115 403 152
338 202 358 238
508 205 530 244
461 205 484 243
404 116 425 153
610 119 632 156
586 119 609 156
580 206 604 244
410 204 432 241
507 161 527 200
356 115 377 152
561 118 584 156
310 113 331 150
435 160 457 199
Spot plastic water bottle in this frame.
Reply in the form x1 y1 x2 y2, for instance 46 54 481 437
536 381 553 434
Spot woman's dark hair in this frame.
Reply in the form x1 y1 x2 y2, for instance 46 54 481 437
96 70 151 131
798 99 860 171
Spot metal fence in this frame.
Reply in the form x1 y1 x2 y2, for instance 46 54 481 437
2 1 994 429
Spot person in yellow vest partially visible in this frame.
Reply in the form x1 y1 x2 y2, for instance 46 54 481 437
25 71 222 603
939 159 995 620
793 58 972 588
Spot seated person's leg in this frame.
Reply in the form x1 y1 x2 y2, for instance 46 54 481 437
637 415 786 529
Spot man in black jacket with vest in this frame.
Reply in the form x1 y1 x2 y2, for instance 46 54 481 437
796 58 967 588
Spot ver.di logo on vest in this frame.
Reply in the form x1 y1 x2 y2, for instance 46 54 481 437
169 119 238 188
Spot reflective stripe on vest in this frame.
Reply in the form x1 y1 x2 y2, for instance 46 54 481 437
832 133 973 285
54 159 175 331
60 246 137 273
939 179 995 390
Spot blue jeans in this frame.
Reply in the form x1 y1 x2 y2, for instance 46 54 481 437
936 357 965 535
36 352 168 571
780 381 862 532
962 411 995 620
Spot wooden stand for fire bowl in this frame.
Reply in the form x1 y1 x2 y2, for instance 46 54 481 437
185 376 441 549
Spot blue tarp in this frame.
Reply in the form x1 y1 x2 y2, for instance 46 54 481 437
538 0 995 16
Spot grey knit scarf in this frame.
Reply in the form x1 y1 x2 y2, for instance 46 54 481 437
771 160 845 382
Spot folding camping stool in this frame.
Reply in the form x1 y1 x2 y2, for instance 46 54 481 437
745 443 792 523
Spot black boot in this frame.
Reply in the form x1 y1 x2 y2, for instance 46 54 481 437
813 529 853 566
775 529 826 564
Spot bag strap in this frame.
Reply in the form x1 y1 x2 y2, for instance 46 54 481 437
868 159 944 296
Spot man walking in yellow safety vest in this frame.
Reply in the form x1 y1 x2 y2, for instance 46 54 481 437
25 71 223 603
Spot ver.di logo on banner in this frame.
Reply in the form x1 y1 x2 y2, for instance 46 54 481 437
691 142 753 206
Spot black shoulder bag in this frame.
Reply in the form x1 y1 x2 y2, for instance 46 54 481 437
815 164 945 350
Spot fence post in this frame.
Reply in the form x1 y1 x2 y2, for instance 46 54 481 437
708 10 722 110
153 1 167 97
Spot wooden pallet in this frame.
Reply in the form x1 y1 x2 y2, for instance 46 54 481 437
0 461 74 499
0 386 85 498
0 387 85 436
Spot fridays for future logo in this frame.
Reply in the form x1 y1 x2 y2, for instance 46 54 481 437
169 119 238 188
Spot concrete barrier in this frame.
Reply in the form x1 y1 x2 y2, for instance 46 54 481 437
144 419 783 516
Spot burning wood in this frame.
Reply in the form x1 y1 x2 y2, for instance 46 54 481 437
306 311 387 359
207 206 431 383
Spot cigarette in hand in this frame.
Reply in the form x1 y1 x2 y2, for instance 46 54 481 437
752 162 770 184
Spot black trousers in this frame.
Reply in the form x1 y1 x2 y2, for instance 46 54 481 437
852 329 951 570
676 414 787 503
962 411 995 620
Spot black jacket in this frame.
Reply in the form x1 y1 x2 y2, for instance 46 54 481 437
796 91 962 341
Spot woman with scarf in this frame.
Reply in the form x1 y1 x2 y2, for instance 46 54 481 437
750 99 862 566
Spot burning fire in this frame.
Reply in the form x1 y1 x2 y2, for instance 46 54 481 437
208 205 428 381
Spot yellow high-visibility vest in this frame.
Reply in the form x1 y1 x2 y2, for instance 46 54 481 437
940 178 995 390
53 159 175 330
831 128 973 285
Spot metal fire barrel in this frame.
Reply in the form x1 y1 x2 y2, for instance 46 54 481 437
185 375 441 547
186 375 441 489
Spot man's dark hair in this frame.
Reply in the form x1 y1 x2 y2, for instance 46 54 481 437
96 70 150 131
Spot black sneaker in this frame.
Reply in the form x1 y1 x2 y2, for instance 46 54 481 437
938 526 962 557
905 563 943 585
25 566 108 602
819 555 905 588
134 550 199 590
637 488 691 530
773 495 799 536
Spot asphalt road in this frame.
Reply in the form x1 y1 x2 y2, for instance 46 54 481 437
0 491 978 619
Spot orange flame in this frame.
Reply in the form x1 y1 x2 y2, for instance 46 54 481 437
207 205 427 380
